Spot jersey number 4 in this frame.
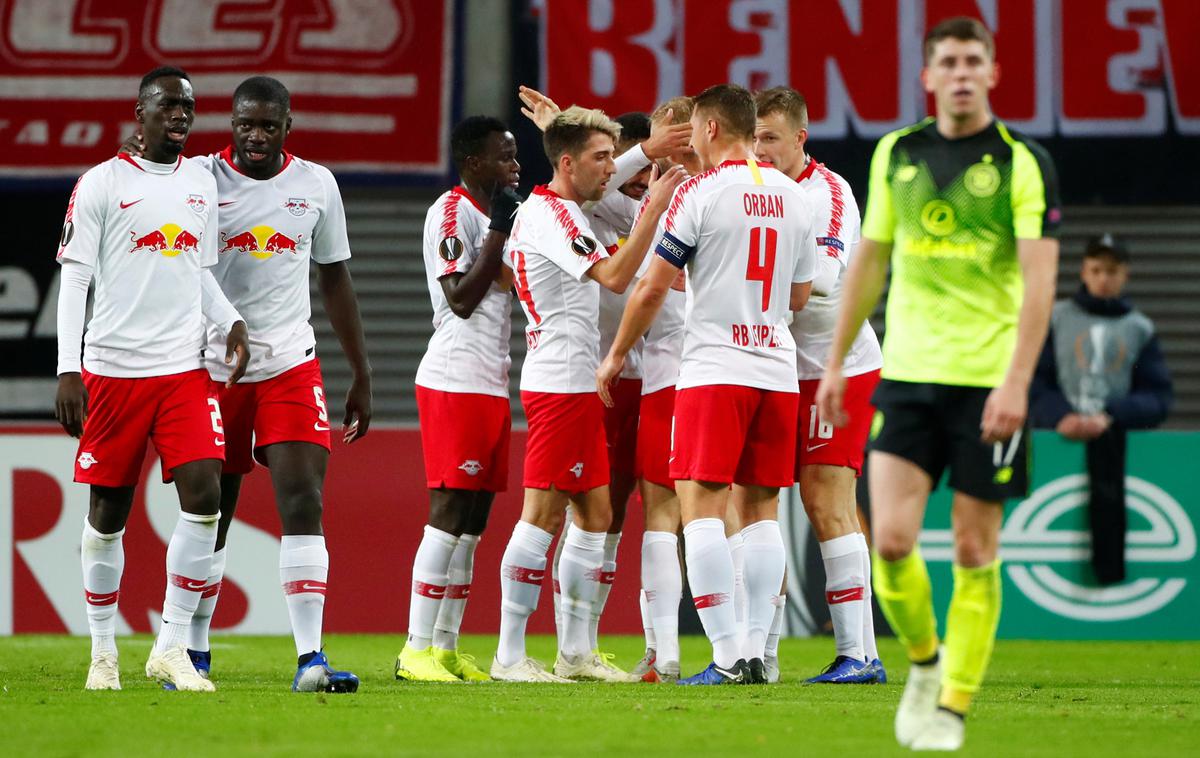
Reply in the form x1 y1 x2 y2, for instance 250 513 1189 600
746 226 777 312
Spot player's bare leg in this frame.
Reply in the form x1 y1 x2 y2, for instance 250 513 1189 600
868 452 939 746
82 485 134 690
143 458 222 692
799 463 878 684
731 484 785 684
493 487 572 682
637 479 682 681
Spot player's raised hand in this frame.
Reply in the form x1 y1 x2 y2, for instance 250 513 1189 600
643 111 692 160
518 85 561 132
645 164 688 214
117 132 145 157
342 374 372 443
224 320 251 387
54 372 88 438
596 352 626 408
815 366 848 428
980 380 1026 443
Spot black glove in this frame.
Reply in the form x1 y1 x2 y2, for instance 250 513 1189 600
488 186 523 235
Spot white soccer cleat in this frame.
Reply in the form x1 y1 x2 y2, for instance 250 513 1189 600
146 644 216 692
911 708 965 751
490 657 574 683
85 653 121 690
764 655 780 684
895 656 942 747
553 651 639 682
630 648 657 681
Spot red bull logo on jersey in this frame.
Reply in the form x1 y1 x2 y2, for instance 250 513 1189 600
128 223 202 257
219 225 302 260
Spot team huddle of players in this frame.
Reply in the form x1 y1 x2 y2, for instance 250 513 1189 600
404 82 886 690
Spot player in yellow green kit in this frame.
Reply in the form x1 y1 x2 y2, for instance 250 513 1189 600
816 17 1060 751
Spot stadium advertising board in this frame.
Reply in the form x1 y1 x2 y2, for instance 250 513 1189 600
0 0 451 176
2 427 1196 639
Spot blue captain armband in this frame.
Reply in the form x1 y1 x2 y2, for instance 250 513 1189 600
655 231 695 268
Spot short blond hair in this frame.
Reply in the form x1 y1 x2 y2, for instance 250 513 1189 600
651 96 693 125
544 105 622 163
754 87 808 132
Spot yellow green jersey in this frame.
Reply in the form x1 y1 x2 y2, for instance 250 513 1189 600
861 118 1061 387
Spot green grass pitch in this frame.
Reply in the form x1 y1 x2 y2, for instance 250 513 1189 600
1 634 1195 756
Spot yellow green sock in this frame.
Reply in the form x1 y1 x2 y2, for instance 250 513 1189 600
941 560 1003 714
872 546 938 663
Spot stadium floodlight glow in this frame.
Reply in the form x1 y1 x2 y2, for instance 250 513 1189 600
920 475 1197 622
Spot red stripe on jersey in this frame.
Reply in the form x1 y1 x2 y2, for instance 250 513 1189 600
412 580 447 599
282 579 328 596
169 573 208 592
219 145 292 175
444 584 471 599
693 591 731 609
117 153 183 173
504 565 545 585
795 158 818 183
452 185 487 214
631 194 651 231
85 590 119 606
664 160 760 232
513 249 541 324
57 174 85 260
813 162 846 243
531 185 584 243
825 586 864 605
439 187 465 241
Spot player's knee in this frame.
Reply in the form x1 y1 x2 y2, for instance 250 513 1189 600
874 532 916 562
276 482 323 529
179 475 221 516
953 532 997 567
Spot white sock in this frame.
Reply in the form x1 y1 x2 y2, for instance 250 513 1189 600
684 518 739 669
156 511 218 653
639 588 656 651
497 521 552 667
820 532 866 661
857 532 879 662
643 530 681 665
551 510 571 653
728 532 747 658
189 547 226 652
81 518 124 658
766 593 786 659
559 527 605 658
741 520 786 661
407 525 458 649
589 532 620 650
433 533 480 652
280 534 329 657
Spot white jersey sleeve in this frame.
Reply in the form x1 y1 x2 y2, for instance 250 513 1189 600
57 165 109 267
310 165 352 265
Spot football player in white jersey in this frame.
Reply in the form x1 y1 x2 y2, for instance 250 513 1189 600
754 86 886 685
124 76 369 691
492 106 686 682
56 67 249 693
598 84 817 685
396 116 522 683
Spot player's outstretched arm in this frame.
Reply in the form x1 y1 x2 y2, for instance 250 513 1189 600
55 259 93 438
317 261 373 443
597 255 676 407
440 186 522 318
980 237 1059 443
587 164 686 293
816 237 891 427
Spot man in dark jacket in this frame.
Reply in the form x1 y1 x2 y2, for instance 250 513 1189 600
1030 234 1173 584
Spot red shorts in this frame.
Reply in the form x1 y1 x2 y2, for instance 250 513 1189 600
669 385 798 488
75 369 224 486
214 358 332 475
636 386 675 490
796 369 881 477
603 378 642 477
521 390 609 493
416 385 511 492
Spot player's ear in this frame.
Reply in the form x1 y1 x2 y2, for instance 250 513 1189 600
134 101 145 125
285 114 293 136
920 65 934 94
989 61 1001 90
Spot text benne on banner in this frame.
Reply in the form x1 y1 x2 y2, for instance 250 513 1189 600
0 0 452 177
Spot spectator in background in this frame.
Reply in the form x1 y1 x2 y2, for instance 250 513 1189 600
1031 234 1173 585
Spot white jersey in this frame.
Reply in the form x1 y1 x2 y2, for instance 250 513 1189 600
791 160 882 380
56 154 218 378
504 185 610 394
632 196 685 395
415 186 512 398
590 191 643 380
655 159 816 393
198 148 351 383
